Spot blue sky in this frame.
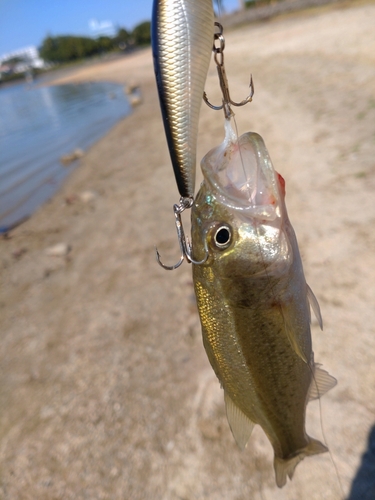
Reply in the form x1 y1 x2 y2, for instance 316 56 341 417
0 0 241 57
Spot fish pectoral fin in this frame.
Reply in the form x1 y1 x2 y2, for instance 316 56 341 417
274 437 328 488
307 284 323 330
224 391 255 450
281 306 308 363
308 364 337 401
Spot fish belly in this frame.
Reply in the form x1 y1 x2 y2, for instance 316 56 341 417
193 268 311 457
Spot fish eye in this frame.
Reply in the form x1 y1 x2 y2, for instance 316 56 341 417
213 225 232 249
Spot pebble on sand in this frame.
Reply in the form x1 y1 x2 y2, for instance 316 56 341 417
129 94 142 107
60 148 85 166
45 243 72 257
124 82 142 107
79 190 97 203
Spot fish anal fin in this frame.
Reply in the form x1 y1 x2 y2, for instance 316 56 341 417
309 364 337 401
224 391 255 450
274 437 328 488
307 284 323 330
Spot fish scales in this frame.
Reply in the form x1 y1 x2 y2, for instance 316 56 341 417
193 190 311 455
152 0 214 198
191 123 336 487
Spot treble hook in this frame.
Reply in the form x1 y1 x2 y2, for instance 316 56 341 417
203 22 254 120
156 197 209 270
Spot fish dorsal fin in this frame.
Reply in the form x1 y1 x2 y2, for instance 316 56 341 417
307 284 323 330
309 364 337 401
280 306 308 363
224 391 255 450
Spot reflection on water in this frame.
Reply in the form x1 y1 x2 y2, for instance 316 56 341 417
40 86 60 127
0 81 131 231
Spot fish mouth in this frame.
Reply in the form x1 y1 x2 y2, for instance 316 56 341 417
201 123 282 221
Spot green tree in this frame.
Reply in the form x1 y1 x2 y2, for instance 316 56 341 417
39 35 100 63
96 36 114 53
39 35 57 61
132 21 151 46
113 28 131 49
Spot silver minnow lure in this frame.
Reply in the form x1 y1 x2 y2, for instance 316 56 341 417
152 0 214 199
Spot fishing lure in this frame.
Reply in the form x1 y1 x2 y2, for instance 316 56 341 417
152 0 214 201
153 9 336 488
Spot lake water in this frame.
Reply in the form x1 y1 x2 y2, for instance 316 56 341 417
0 80 131 231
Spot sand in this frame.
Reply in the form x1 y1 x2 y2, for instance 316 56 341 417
1 1 375 498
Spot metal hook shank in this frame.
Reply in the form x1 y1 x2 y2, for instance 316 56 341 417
156 197 209 270
203 22 254 120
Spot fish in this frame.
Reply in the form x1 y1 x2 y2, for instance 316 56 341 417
151 0 214 199
191 120 337 488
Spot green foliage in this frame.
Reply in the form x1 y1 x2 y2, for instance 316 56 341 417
40 35 100 63
114 28 130 49
245 0 280 7
132 21 151 46
96 36 115 53
39 36 55 61
39 20 152 64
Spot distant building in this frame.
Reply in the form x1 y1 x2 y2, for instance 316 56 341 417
0 46 46 75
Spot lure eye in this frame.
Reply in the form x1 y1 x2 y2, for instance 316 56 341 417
213 225 232 249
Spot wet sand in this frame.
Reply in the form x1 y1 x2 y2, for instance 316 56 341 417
1 1 375 498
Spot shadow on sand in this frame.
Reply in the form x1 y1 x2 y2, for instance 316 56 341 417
347 425 375 500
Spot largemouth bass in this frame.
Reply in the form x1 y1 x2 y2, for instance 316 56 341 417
191 121 336 487
152 0 214 199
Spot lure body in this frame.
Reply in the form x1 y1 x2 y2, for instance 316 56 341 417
152 0 214 199
191 123 336 487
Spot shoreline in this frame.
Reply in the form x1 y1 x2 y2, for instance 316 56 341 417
1 2 375 498
0 79 134 233
45 46 153 87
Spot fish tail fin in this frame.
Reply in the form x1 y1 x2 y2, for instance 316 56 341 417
274 437 328 488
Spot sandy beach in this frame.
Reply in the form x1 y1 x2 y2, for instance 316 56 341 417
1 1 375 498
